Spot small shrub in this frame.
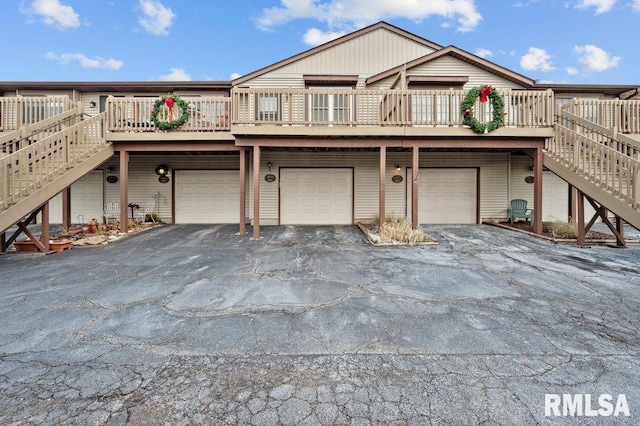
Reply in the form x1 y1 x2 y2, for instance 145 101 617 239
543 221 578 238
378 216 436 245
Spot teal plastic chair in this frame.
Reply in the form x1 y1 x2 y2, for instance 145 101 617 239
508 199 534 225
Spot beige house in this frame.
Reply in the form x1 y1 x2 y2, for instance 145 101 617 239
1 21 639 251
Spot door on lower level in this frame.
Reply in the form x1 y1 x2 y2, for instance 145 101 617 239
174 170 239 224
407 168 478 224
280 168 353 225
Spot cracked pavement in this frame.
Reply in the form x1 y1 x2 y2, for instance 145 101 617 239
0 224 639 425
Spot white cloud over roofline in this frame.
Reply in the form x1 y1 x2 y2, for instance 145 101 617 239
158 68 192 81
475 48 493 58
25 0 80 29
520 47 555 72
303 28 347 46
256 0 482 33
574 44 620 72
45 52 123 70
139 0 176 36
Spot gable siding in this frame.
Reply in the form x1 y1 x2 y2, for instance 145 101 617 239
245 28 437 87
410 56 527 90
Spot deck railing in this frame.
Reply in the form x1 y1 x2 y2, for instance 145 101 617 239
562 99 640 134
231 88 555 128
0 96 76 132
107 96 231 132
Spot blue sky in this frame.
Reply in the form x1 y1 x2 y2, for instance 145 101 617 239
4 0 640 84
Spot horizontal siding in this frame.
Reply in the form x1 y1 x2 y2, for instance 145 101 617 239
420 152 509 220
396 152 510 220
102 154 242 223
83 151 521 225
510 155 534 206
257 151 381 224
257 151 510 223
245 28 437 87
412 56 526 90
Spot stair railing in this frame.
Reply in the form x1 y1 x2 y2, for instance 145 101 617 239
0 113 108 211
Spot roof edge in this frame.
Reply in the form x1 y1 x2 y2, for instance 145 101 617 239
366 46 536 88
233 21 443 86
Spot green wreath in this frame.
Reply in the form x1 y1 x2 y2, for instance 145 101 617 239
461 86 505 134
151 93 190 130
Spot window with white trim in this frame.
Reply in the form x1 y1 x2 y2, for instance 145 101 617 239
257 93 280 121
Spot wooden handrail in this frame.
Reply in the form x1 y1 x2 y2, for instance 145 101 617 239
547 112 640 211
0 113 109 211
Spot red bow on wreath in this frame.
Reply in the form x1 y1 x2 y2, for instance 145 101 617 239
165 96 175 121
479 86 492 103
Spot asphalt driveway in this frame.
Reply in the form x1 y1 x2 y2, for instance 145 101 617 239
0 224 639 425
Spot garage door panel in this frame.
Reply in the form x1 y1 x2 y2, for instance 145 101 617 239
281 168 353 225
175 170 239 224
409 168 477 224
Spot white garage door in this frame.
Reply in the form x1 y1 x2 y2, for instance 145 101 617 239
48 170 104 224
280 168 353 225
543 171 569 221
175 170 239 224
408 168 477 224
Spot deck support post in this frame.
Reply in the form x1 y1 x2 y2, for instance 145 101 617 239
62 187 71 232
533 146 543 234
577 190 586 246
411 146 419 229
41 202 50 252
379 146 386 227
253 145 261 240
576 191 625 247
239 148 246 235
119 150 129 231
2 205 50 253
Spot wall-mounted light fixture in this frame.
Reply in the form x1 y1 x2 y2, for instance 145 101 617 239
89 101 97 108
106 166 115 173
395 165 402 173
155 164 169 176
267 161 272 171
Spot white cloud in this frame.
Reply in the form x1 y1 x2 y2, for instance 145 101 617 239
574 0 615 14
231 73 242 80
45 52 123 70
303 28 347 46
26 0 80 29
566 67 578 75
158 68 191 81
475 48 492 58
633 0 640 11
573 44 620 71
256 0 482 33
520 47 554 72
139 0 176 36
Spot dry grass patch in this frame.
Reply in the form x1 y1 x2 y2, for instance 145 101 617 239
363 216 437 246
543 221 578 239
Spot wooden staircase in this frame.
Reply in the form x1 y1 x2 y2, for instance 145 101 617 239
0 110 114 241
545 106 640 244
